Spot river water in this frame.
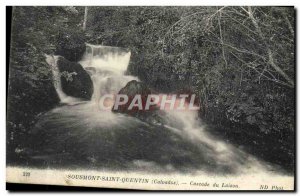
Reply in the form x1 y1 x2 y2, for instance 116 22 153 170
30 44 281 176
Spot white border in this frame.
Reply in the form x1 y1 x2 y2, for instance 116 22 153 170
2 0 298 6
2 1 299 195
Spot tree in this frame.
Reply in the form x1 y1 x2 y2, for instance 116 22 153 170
83 6 88 31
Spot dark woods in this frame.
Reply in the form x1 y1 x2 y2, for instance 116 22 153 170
7 7 295 171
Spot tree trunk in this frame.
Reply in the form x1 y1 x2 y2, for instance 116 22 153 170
83 7 88 31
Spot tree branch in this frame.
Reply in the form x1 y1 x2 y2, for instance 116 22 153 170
247 6 294 87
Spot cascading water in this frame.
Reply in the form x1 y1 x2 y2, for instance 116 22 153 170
45 55 81 104
33 44 279 175
79 44 137 105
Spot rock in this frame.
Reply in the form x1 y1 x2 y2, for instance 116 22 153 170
112 80 151 113
57 57 93 100
119 80 151 96
112 80 166 125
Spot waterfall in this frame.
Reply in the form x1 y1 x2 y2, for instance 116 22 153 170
38 44 275 175
79 44 137 105
45 54 81 104
80 43 131 73
46 44 137 107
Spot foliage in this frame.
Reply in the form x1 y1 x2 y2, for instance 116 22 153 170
7 6 87 156
86 6 294 132
85 6 295 169
8 6 295 169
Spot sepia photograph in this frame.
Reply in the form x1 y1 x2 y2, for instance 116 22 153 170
6 6 295 191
